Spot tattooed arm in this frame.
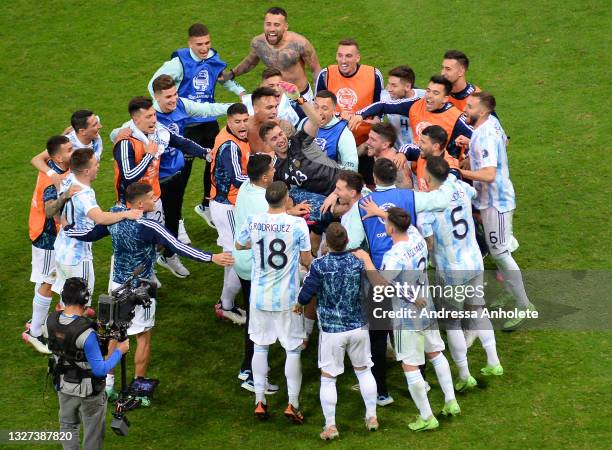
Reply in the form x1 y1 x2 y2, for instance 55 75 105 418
301 38 320 83
231 37 262 77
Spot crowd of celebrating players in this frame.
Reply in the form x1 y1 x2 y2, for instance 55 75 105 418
25 6 537 442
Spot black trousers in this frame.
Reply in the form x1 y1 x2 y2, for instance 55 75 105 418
182 121 220 208
369 329 391 397
238 277 253 373
160 173 183 258
359 154 375 187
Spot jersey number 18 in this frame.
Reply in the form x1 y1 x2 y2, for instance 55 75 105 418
256 238 288 270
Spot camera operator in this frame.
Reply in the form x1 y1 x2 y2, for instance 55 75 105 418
46 277 129 450
65 182 234 403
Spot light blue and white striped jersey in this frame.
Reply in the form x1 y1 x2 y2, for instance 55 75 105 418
381 89 426 147
54 175 98 265
420 180 483 285
232 181 269 281
236 212 311 311
67 119 103 161
380 226 431 331
469 116 515 212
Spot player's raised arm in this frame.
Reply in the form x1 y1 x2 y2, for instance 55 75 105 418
226 38 261 80
281 81 319 137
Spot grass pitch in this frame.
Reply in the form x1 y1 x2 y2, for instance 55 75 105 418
0 1 610 448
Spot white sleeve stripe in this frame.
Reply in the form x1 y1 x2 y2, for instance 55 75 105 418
120 141 153 180
458 116 474 131
64 227 94 236
229 142 246 181
138 219 212 261
374 68 384 86
315 68 328 93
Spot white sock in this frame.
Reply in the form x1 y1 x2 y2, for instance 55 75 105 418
106 374 115 390
320 376 337 427
31 288 52 337
285 349 302 408
492 251 530 308
355 368 377 419
405 370 432 420
446 329 471 380
430 353 455 402
221 267 241 310
478 329 500 366
252 345 269 405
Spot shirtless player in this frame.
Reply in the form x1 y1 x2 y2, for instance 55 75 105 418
223 7 320 100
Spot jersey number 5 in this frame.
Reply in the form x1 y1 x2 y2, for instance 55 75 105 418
451 206 468 240
256 238 288 270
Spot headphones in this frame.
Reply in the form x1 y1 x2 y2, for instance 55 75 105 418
61 277 90 307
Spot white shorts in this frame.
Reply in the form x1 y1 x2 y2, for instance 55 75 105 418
111 282 156 335
463 273 485 306
31 246 57 285
209 200 235 250
481 208 519 256
144 198 165 224
318 328 373 377
52 260 95 304
248 305 306 350
437 273 486 309
394 328 445 366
